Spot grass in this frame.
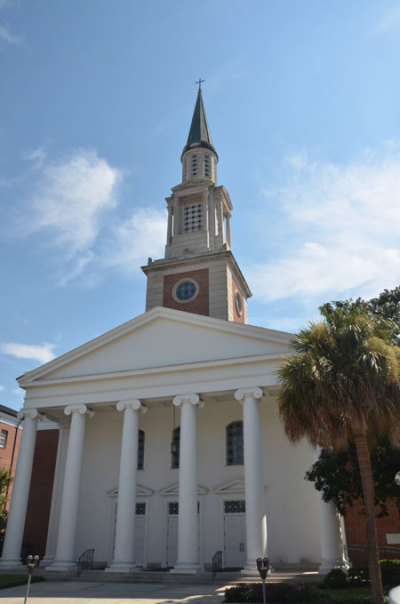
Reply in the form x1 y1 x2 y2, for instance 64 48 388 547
0 574 44 589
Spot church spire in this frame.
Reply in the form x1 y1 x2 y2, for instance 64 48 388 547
182 85 218 159
181 86 218 184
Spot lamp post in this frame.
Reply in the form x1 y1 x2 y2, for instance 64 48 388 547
24 555 39 604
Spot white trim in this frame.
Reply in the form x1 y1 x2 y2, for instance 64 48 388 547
18 306 293 384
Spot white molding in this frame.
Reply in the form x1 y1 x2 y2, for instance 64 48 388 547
18 306 293 385
158 482 209 496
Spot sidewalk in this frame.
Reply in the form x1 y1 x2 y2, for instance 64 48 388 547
0 580 228 604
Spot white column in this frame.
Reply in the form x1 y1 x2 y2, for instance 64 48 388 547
235 387 267 574
170 393 201 574
49 404 94 570
107 400 146 573
314 450 350 574
42 425 69 565
0 409 44 567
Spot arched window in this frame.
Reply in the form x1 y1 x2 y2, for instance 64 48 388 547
171 426 180 468
138 429 145 470
226 421 244 465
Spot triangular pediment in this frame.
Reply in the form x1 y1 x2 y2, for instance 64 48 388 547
107 484 154 498
19 307 292 384
159 482 209 496
214 478 245 494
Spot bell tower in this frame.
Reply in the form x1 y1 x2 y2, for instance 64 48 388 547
142 84 251 324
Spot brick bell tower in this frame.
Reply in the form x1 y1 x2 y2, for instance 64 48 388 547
142 83 251 324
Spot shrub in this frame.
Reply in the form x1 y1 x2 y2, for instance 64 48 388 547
347 566 369 586
321 568 347 589
224 582 319 602
380 559 400 588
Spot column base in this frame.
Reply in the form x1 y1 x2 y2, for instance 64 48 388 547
170 563 201 574
106 563 137 573
241 560 275 576
46 560 77 571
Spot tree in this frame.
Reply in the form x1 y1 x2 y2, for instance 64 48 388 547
305 438 400 517
278 304 400 604
0 469 12 552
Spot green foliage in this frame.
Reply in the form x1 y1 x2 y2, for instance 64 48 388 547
322 568 347 589
348 566 370 585
0 469 12 547
379 559 400 588
0 575 44 589
321 285 400 347
305 438 400 516
224 582 319 602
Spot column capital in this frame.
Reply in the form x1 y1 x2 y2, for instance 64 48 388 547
64 404 94 418
116 400 147 414
17 408 47 422
173 393 200 408
234 387 263 403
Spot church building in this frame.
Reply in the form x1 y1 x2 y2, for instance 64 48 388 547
0 88 347 574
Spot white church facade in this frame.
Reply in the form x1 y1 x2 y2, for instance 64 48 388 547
0 88 347 574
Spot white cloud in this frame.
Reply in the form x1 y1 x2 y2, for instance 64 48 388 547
1 342 57 364
373 6 400 34
103 208 167 273
249 144 400 305
0 23 22 46
26 150 121 255
0 385 4 392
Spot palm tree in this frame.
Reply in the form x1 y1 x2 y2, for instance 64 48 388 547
278 304 400 604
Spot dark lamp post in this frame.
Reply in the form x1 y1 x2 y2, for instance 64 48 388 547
24 555 40 604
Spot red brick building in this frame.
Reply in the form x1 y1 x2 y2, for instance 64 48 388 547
0 405 23 509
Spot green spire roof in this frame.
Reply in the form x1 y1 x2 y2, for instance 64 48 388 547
182 88 218 158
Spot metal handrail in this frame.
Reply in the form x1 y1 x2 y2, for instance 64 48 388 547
212 550 223 580
77 548 94 577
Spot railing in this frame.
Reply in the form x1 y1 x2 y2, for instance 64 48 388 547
77 548 95 577
347 545 400 558
212 550 223 580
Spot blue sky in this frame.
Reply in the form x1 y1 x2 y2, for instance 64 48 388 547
1 0 400 410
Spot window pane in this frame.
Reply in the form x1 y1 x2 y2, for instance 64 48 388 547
171 426 180 468
226 421 244 465
138 430 145 470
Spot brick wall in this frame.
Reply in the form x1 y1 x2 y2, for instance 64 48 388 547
0 419 22 510
23 429 59 557
163 268 209 316
345 499 400 565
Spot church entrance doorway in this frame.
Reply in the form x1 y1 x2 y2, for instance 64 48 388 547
111 501 146 567
223 500 246 569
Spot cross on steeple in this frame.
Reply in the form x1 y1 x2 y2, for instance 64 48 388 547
195 78 205 90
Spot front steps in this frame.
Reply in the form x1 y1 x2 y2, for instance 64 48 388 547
0 567 320 584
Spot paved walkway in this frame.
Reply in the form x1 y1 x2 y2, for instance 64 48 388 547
0 581 228 604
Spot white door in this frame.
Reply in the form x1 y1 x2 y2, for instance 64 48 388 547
111 501 146 565
134 515 146 566
224 501 246 568
167 515 178 567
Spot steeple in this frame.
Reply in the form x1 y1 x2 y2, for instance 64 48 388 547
142 87 252 324
182 87 218 159
180 85 218 185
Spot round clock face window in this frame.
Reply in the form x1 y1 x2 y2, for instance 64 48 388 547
235 291 243 316
173 279 199 303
